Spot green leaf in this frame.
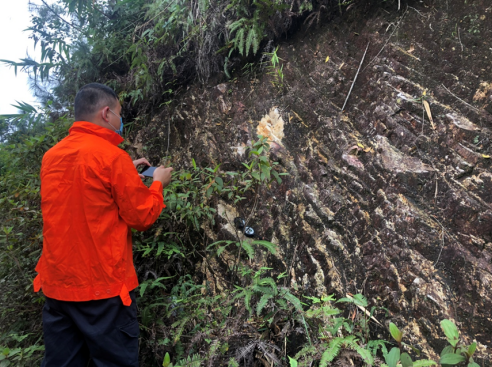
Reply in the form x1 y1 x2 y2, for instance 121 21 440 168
140 282 149 297
215 176 223 187
288 356 298 367
441 346 455 356
163 352 171 367
386 347 400 367
440 320 459 347
468 362 480 367
272 170 282 184
412 360 437 367
467 342 477 357
401 353 413 367
440 354 466 365
389 323 403 343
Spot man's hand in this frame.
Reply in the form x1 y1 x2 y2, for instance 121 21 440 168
153 166 173 188
133 158 151 179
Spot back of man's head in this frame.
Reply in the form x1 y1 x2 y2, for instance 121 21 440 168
74 83 118 122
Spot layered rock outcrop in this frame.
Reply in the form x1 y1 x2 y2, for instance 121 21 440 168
133 0 492 361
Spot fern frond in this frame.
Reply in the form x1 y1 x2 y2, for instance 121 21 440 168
320 338 344 367
252 240 278 255
294 345 317 360
175 354 202 367
280 289 302 311
228 19 245 34
257 277 277 294
349 342 374 366
257 293 273 315
367 340 388 357
246 27 255 57
276 298 288 310
244 289 252 313
207 340 221 361
252 285 275 296
241 241 254 259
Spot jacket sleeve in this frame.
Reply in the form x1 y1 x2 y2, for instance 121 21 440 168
110 152 165 231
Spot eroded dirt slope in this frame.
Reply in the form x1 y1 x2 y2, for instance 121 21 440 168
132 0 492 361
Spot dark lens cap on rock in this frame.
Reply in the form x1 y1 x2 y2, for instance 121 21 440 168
234 217 245 229
244 227 255 237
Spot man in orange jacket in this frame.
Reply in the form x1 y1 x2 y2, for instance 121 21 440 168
34 83 173 367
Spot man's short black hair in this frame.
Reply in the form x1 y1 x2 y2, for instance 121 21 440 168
74 83 118 121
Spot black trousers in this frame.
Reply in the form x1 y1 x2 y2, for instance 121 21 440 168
41 291 139 367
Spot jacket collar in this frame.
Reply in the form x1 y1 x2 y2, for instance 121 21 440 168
69 121 124 146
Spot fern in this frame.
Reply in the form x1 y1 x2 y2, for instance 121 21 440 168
228 358 239 367
257 293 273 315
252 240 278 255
171 314 192 344
245 27 257 57
252 285 275 296
294 345 317 360
276 298 288 310
319 338 344 367
228 18 245 34
174 354 202 367
207 340 221 362
244 289 253 313
257 277 277 293
236 27 246 56
367 339 389 358
241 241 254 259
350 342 374 366
280 289 302 311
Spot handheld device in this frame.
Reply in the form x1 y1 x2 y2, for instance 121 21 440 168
140 166 156 177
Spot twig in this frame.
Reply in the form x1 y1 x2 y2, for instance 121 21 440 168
441 84 480 113
434 226 445 267
362 9 408 73
342 42 369 111
457 27 464 52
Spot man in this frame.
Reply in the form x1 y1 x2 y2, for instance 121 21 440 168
33 83 173 367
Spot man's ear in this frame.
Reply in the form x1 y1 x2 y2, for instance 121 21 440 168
101 106 110 122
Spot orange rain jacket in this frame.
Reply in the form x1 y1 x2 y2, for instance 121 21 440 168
34 121 165 306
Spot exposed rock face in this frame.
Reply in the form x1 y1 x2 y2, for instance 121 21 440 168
134 0 492 361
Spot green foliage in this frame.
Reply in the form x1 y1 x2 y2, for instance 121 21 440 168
0 108 71 366
437 319 479 367
389 322 403 343
441 319 460 347
264 46 285 89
